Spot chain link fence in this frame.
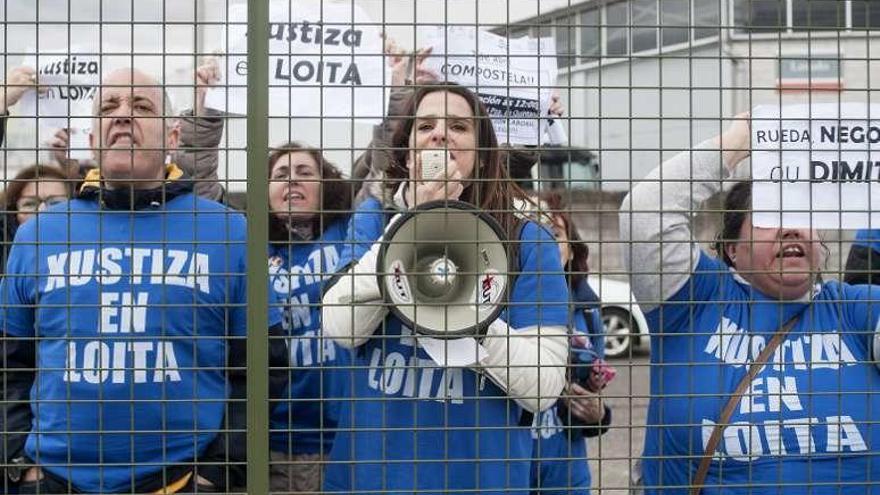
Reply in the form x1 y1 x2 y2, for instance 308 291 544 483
1 0 879 494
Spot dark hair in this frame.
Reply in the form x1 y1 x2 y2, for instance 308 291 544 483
714 180 751 267
2 164 73 216
384 82 530 236
539 192 590 288
267 142 353 242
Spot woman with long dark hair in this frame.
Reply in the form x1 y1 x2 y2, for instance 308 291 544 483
321 83 571 495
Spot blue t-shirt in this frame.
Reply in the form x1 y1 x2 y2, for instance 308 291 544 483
531 405 589 495
530 279 604 495
323 198 571 495
643 251 880 495
0 194 281 494
269 217 352 455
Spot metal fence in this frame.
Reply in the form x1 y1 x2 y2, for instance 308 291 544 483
2 0 880 494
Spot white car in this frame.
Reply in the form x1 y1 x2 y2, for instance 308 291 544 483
587 276 650 358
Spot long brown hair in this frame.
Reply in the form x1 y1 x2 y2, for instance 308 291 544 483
2 164 73 218
539 191 589 289
267 142 353 242
384 83 530 236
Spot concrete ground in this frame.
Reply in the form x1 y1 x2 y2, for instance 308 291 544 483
587 354 650 494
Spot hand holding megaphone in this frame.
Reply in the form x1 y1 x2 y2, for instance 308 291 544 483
410 150 464 206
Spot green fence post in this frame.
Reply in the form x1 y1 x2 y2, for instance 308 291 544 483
246 0 270 493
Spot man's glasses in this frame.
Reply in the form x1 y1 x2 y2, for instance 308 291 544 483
16 195 68 212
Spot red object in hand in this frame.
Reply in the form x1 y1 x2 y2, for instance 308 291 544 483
587 359 617 392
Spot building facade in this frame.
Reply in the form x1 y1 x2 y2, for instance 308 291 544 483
514 0 880 189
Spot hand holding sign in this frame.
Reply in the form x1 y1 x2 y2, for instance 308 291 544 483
194 58 221 117
47 127 73 164
383 35 437 88
1 66 42 114
418 26 557 146
205 0 388 121
751 103 880 229
16 51 100 136
548 91 564 118
717 111 752 173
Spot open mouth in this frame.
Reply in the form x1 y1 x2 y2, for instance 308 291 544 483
777 244 805 258
108 132 134 147
284 191 305 202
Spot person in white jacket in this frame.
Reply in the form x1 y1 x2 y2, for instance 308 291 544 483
321 82 570 495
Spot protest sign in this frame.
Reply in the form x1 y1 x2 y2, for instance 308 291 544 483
17 51 99 159
751 103 880 229
205 0 388 122
418 26 557 145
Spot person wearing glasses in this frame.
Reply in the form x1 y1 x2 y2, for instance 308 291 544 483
0 164 72 276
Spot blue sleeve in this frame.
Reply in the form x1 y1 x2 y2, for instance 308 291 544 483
575 280 606 359
230 269 283 337
645 250 728 335
853 229 880 253
337 198 386 268
588 308 605 359
506 221 570 329
838 282 880 356
227 215 284 336
0 227 37 337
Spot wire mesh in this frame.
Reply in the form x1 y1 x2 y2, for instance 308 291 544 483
1 0 879 494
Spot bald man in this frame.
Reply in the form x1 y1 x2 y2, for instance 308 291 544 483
0 68 288 494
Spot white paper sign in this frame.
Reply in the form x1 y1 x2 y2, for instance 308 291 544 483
17 51 99 142
66 119 94 161
418 26 557 145
419 336 488 367
751 103 880 229
205 0 388 122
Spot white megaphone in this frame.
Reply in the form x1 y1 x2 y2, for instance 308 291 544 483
377 200 510 338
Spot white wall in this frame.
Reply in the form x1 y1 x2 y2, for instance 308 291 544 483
569 33 880 190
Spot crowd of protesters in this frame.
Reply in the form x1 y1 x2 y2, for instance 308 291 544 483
0 30 878 495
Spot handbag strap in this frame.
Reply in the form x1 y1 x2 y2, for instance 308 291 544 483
689 314 801 495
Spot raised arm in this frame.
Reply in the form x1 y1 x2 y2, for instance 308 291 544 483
1 66 41 149
620 115 751 312
351 38 436 184
174 59 225 202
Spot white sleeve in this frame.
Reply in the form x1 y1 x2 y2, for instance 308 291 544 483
321 241 389 349
478 318 569 413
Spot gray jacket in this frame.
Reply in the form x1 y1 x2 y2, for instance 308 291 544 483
176 107 225 202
